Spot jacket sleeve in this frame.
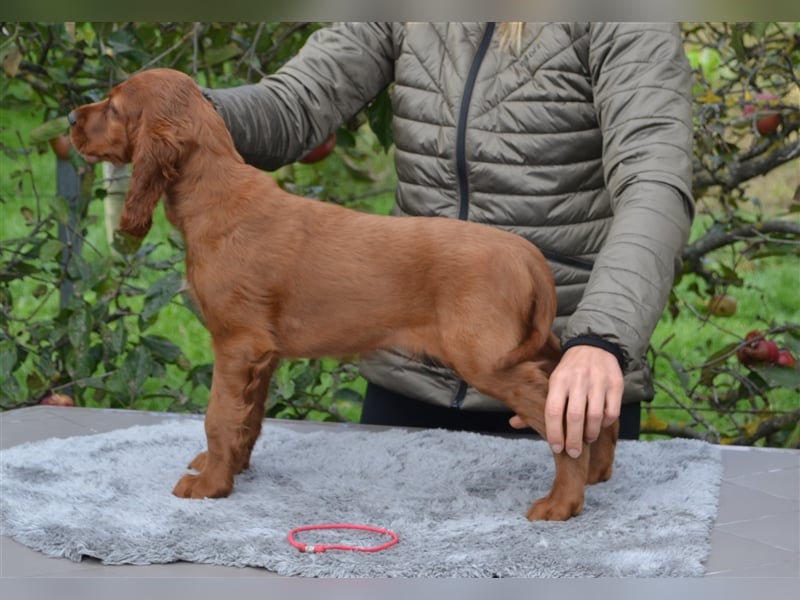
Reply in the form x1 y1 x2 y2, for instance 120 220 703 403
204 22 395 170
561 23 695 369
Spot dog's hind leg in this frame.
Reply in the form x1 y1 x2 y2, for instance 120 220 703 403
527 449 590 520
528 421 617 519
529 422 617 520
464 361 590 521
174 336 278 499
465 361 550 438
587 420 619 484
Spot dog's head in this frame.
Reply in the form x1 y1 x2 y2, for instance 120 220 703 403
68 68 211 239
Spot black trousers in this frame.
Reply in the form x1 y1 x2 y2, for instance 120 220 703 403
360 382 642 440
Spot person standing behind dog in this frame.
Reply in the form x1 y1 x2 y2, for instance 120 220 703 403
201 22 694 459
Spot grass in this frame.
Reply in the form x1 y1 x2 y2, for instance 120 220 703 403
2 106 798 441
646 188 800 442
649 250 799 434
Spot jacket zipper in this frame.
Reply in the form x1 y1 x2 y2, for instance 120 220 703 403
451 22 496 409
455 22 495 222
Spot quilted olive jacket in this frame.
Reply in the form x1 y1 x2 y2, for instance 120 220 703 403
206 22 695 409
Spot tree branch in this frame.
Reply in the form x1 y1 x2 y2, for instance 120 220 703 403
640 423 716 441
723 408 800 447
693 135 800 192
682 220 800 268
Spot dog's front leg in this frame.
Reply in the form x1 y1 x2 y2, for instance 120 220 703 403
173 341 277 499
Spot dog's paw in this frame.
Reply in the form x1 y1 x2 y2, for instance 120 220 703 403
172 472 233 499
526 494 583 521
187 451 250 475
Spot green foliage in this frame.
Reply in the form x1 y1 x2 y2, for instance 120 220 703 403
1 22 799 448
0 199 211 410
645 23 800 447
0 22 394 421
1 22 322 115
269 358 364 422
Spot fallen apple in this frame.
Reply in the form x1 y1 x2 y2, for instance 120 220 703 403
40 393 75 407
299 133 337 164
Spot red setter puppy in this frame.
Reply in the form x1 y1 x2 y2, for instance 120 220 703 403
69 68 617 521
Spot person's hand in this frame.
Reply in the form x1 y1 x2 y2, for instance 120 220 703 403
509 345 623 457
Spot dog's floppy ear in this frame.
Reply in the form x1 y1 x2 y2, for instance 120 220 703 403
118 117 181 240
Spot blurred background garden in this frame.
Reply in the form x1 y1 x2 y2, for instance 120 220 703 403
1 23 798 447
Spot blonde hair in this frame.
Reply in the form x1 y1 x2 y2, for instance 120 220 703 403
498 22 525 54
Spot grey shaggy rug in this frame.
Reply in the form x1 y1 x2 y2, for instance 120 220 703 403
0 419 722 577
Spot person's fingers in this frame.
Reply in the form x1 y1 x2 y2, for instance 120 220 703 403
508 415 527 429
563 386 587 459
602 376 624 428
583 378 607 443
524 344 626 456
544 376 569 455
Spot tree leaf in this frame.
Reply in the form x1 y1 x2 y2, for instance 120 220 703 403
39 239 64 262
49 196 71 224
141 335 184 363
103 324 126 356
730 29 746 64
752 365 800 390
0 340 19 376
66 251 92 282
26 370 49 395
2 44 22 77
112 230 144 255
333 388 364 404
0 374 23 403
28 117 69 145
141 272 183 321
67 310 91 351
204 44 241 67
123 346 155 400
366 88 393 151
749 23 769 40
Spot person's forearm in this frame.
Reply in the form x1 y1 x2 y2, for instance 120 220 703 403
204 84 297 170
203 23 396 171
562 181 692 365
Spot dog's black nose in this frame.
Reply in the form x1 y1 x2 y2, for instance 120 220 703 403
67 111 77 127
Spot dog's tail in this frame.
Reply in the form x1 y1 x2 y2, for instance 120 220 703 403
497 262 559 370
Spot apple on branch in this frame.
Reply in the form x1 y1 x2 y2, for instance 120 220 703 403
299 133 337 164
743 92 782 136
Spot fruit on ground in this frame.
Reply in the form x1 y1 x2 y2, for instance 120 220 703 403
40 393 75 407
